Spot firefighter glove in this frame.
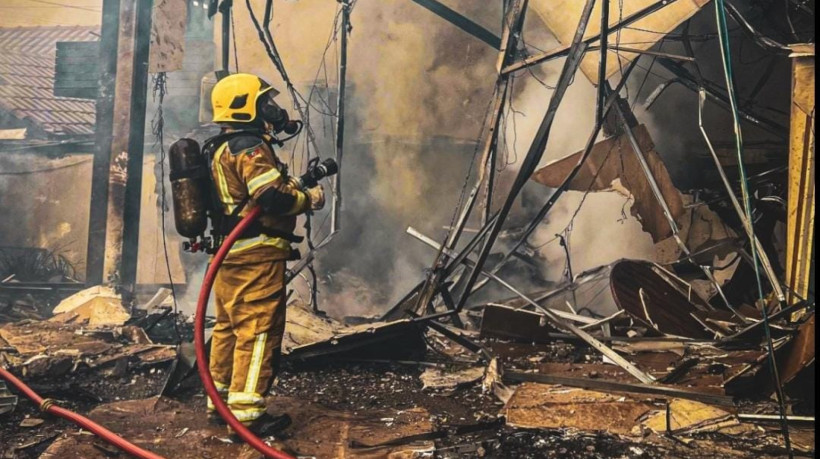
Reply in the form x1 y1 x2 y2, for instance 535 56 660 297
306 186 325 211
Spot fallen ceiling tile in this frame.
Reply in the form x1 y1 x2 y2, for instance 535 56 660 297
643 398 736 435
52 285 121 315
502 383 654 435
531 125 685 242
49 299 131 327
530 0 710 83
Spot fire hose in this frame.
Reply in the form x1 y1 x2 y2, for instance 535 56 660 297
0 367 165 459
0 206 293 459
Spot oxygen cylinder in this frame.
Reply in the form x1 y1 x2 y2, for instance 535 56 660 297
169 138 210 239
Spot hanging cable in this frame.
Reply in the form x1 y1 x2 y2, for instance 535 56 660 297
715 1 793 456
231 8 239 72
151 72 181 344
245 0 322 164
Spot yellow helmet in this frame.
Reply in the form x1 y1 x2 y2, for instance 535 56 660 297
211 73 280 124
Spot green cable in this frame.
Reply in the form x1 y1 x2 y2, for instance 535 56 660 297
714 1 792 456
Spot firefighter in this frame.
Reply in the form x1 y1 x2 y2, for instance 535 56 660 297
204 73 323 435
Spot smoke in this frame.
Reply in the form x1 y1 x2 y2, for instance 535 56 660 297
225 0 667 317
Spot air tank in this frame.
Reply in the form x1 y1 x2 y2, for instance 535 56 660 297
169 138 210 239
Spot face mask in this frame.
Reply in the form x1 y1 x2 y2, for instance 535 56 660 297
259 95 291 133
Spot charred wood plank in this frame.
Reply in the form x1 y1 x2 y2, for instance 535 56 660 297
503 371 735 407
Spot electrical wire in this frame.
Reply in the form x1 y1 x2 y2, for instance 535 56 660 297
631 39 663 108
151 72 182 344
245 0 324 167
715 1 793 455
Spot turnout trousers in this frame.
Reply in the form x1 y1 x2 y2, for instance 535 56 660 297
208 259 287 424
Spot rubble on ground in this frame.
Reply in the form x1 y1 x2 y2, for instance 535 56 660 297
0 278 813 458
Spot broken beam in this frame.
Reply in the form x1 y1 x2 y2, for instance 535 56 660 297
406 225 655 383
409 0 501 49
407 227 598 325
455 0 596 314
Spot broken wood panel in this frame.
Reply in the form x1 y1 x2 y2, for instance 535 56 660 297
610 260 712 339
529 0 710 83
786 44 816 308
536 362 639 384
480 304 557 343
285 320 427 363
502 383 654 435
779 313 815 385
504 371 735 407
531 125 685 242
0 322 115 356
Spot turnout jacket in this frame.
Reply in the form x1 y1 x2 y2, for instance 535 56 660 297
210 132 311 265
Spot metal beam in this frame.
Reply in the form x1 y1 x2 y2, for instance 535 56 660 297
438 0 657 385
596 0 610 124
447 0 528 248
332 0 352 235
410 0 501 49
455 0 597 315
413 0 527 317
407 227 598 325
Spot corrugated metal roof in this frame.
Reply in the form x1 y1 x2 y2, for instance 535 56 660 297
0 26 98 138
0 25 98 56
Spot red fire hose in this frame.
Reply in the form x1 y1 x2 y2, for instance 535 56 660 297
1 206 293 459
194 205 295 459
0 366 165 459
